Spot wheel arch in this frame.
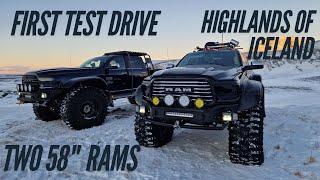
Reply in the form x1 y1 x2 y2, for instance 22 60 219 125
249 74 262 82
134 85 143 106
238 79 264 111
62 77 109 90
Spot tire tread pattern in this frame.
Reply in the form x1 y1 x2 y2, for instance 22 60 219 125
228 98 264 165
134 115 174 148
60 86 107 130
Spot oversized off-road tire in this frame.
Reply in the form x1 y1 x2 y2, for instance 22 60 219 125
228 98 264 165
60 86 108 130
127 96 136 105
33 104 60 121
134 114 174 147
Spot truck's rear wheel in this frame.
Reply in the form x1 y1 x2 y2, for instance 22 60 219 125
228 98 264 165
60 86 108 130
134 115 174 147
33 104 60 121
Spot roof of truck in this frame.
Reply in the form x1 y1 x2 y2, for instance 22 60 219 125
103 51 148 56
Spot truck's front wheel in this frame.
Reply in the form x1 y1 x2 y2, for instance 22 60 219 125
228 98 264 165
33 104 60 121
60 86 108 130
134 114 174 147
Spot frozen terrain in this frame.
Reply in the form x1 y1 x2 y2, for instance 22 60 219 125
0 62 320 180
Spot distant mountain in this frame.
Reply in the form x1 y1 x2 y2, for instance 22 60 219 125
152 59 178 69
0 65 34 75
313 40 320 59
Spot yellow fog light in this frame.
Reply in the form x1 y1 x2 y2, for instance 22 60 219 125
194 98 204 109
152 96 160 106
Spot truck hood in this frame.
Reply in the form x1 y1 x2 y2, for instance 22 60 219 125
25 68 100 80
152 67 241 81
26 67 100 78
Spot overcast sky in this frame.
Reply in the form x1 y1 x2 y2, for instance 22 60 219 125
0 0 319 71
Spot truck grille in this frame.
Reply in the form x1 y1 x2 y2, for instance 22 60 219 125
151 78 214 106
22 75 38 83
19 75 39 92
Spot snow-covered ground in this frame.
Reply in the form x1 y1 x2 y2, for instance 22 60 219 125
0 62 320 179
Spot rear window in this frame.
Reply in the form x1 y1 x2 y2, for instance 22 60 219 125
128 56 146 69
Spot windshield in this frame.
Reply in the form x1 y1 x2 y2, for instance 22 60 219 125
177 50 242 68
80 56 107 68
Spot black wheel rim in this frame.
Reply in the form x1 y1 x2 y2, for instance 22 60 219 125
80 101 98 120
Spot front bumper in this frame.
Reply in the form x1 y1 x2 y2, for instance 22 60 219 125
145 103 239 125
17 88 64 104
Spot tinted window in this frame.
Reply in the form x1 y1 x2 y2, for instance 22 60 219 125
80 56 107 68
108 56 126 69
177 50 242 68
128 56 146 69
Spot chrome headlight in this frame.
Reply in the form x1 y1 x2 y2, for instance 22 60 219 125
39 81 60 88
38 77 55 81
178 95 190 107
164 94 174 106
142 76 151 85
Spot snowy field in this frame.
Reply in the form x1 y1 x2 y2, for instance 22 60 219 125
0 62 320 179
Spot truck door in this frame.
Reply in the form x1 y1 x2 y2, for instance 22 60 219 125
106 55 131 94
126 56 149 91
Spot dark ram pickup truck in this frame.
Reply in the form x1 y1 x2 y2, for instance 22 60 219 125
17 51 155 129
134 40 265 166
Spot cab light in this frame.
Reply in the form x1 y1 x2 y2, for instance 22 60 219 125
194 98 204 109
152 96 160 106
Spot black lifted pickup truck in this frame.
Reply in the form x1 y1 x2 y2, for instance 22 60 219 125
17 51 154 130
134 40 265 165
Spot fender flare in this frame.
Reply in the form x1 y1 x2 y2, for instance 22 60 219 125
134 85 144 106
62 77 108 89
238 79 264 111
249 74 262 82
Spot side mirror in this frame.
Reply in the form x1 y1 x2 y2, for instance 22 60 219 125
242 64 264 71
165 63 175 69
